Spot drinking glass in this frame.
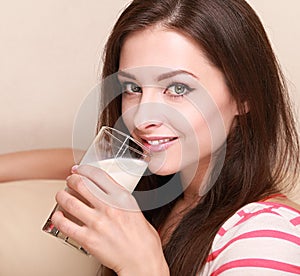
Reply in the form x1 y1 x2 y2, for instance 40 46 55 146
42 126 151 254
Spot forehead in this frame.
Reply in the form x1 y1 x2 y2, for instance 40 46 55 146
119 26 211 71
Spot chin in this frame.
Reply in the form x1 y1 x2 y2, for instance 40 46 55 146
148 156 182 176
148 160 175 175
148 164 176 176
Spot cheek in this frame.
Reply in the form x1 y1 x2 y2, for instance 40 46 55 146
182 109 211 161
187 89 237 150
121 98 137 131
222 106 237 133
182 101 230 160
121 101 128 124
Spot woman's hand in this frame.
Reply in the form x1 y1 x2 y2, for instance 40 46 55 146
51 165 169 276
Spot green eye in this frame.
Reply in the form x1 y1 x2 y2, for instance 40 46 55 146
122 82 142 93
131 83 142 93
167 83 193 96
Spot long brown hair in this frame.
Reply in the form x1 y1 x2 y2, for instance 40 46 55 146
98 0 300 274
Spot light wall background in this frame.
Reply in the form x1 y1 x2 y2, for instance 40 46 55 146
0 0 299 154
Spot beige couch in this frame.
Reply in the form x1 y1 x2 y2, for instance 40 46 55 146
0 179 100 276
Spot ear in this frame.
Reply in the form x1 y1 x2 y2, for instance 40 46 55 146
236 100 249 116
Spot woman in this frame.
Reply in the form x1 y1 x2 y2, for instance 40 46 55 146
13 0 300 275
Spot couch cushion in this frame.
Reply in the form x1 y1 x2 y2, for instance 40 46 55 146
0 180 100 276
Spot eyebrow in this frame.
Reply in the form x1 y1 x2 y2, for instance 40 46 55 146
117 71 137 80
157 70 199 81
117 69 199 81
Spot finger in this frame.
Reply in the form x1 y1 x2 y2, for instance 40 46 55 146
55 189 96 226
69 168 140 211
66 173 112 208
73 165 127 195
51 210 89 246
66 185 93 208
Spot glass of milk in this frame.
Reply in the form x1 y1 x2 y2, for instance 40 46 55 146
42 126 151 254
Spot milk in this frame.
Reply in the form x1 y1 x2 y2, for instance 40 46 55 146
88 158 148 193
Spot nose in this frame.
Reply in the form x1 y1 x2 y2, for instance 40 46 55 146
133 87 165 131
134 103 163 130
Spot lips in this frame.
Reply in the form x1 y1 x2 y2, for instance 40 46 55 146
141 136 178 152
146 138 174 145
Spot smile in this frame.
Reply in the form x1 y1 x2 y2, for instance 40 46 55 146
146 138 174 145
142 137 178 152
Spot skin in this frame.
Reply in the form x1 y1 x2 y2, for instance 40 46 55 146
53 166 168 275
0 148 77 183
51 26 241 275
120 26 239 196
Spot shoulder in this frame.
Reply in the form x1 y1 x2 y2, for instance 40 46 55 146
202 201 300 275
217 200 300 237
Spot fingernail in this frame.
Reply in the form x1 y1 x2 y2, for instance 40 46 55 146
71 165 79 173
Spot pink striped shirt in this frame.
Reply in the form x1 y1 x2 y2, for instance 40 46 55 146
200 201 300 275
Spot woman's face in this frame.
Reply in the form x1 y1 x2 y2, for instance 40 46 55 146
118 26 238 176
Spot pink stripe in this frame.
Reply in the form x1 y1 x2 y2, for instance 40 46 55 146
211 259 300 275
217 227 226 236
290 217 300 226
207 230 300 262
237 210 247 217
261 201 300 215
233 207 279 227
